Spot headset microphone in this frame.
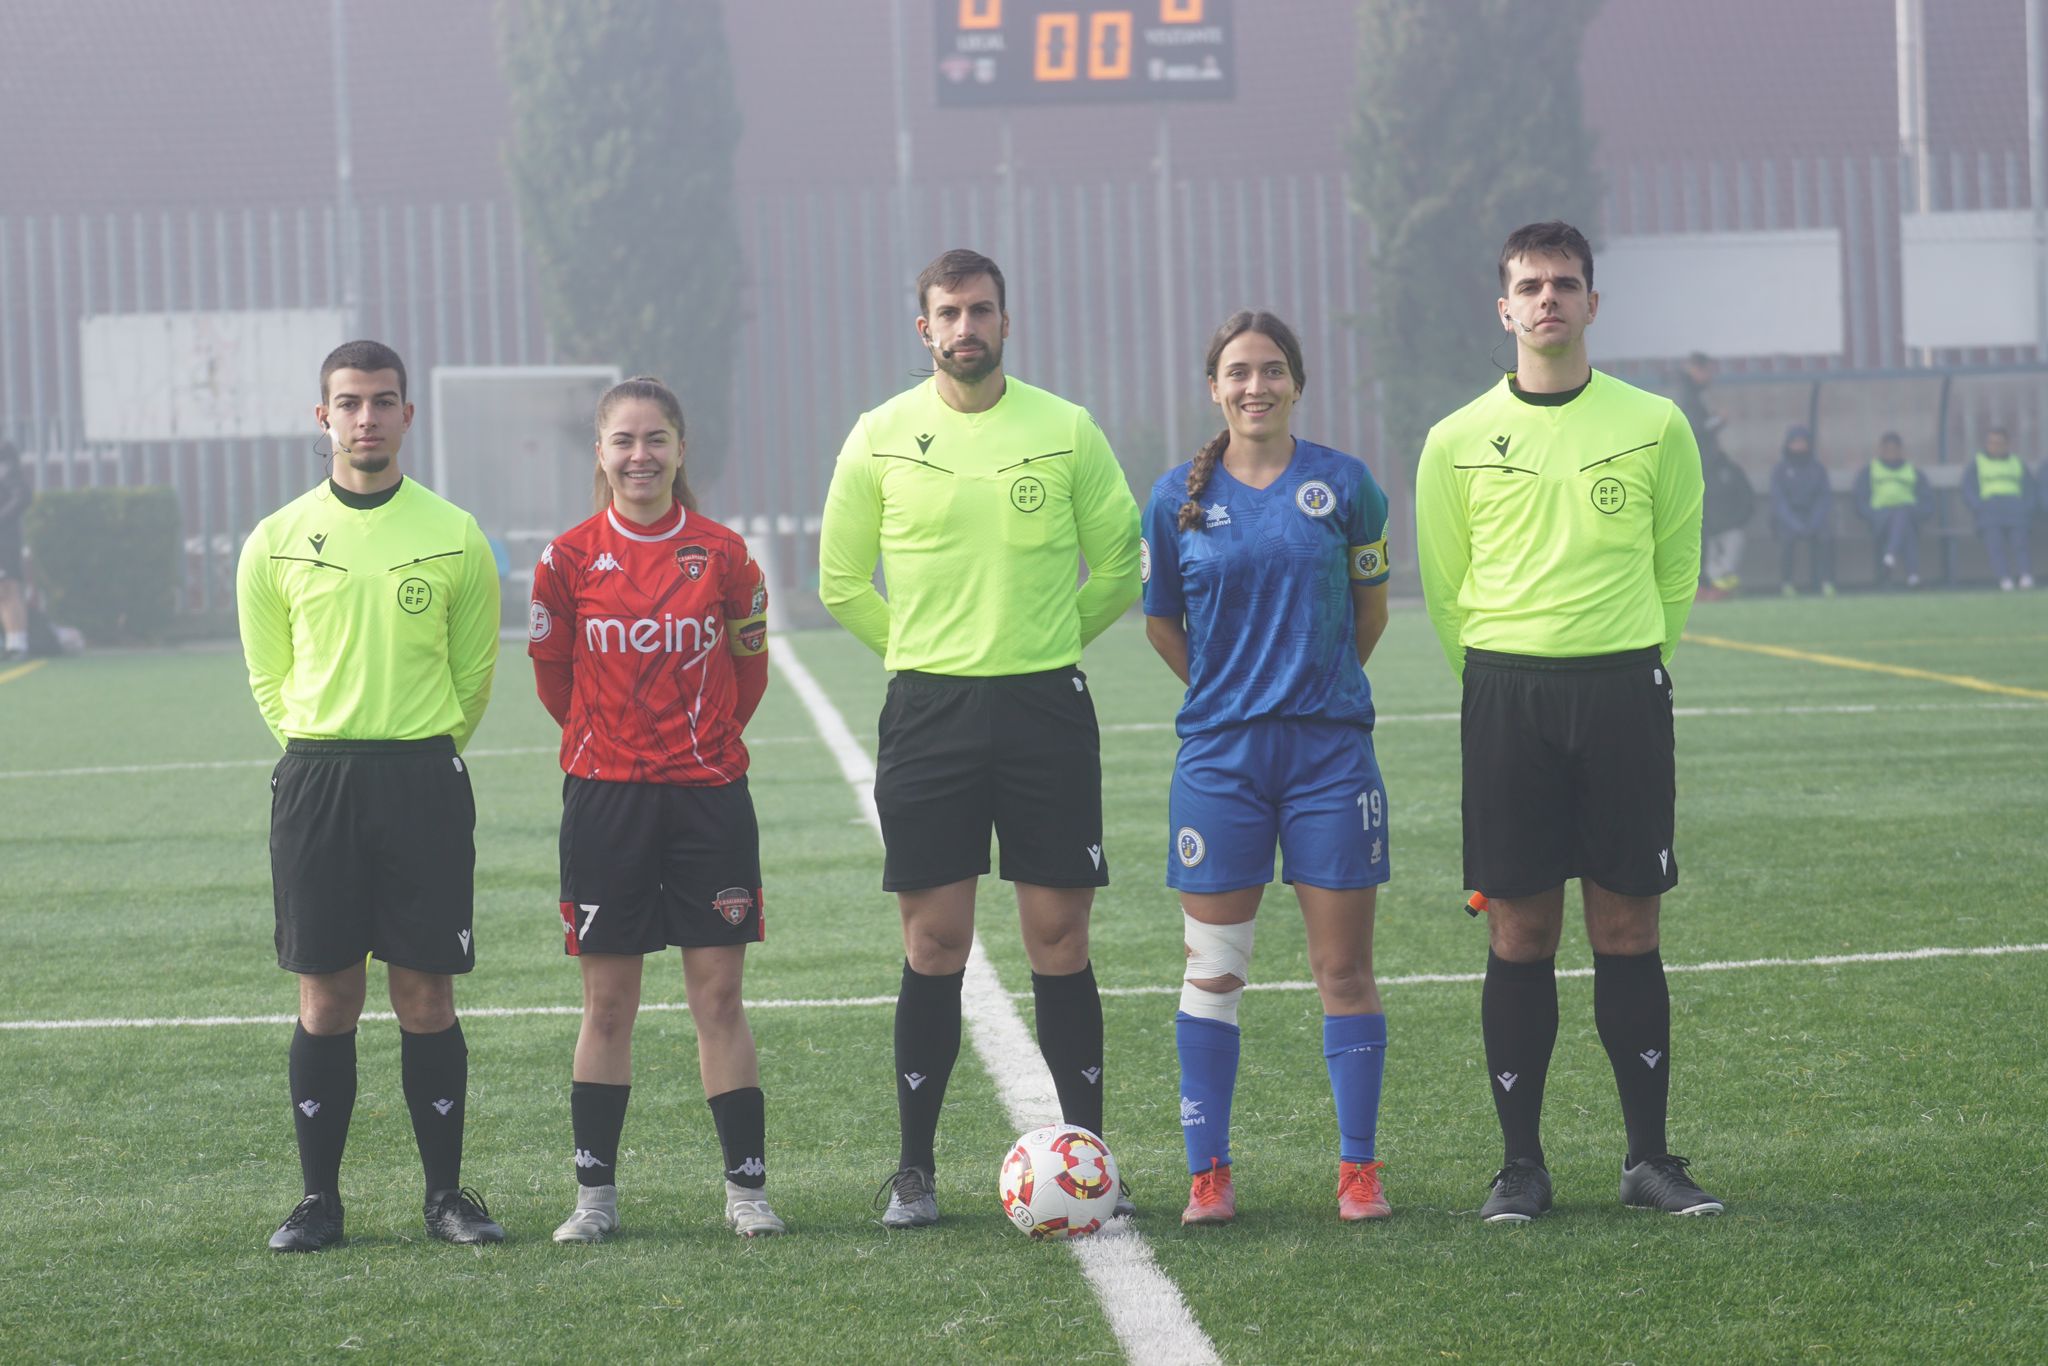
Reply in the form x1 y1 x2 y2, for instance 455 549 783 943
328 426 352 455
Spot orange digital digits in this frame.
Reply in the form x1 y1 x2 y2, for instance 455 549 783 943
1035 12 1081 81
959 0 1001 30
1088 11 1133 79
1161 0 1203 22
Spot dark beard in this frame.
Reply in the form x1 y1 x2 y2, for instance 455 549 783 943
345 451 393 476
935 342 1001 384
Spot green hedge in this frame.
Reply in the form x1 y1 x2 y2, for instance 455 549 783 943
23 487 183 643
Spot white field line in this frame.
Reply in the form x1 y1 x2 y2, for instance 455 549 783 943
0 735 817 782
772 636 1220 1366
9 942 2043 1034
13 698 2039 783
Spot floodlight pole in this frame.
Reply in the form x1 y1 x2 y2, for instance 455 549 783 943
2028 0 2047 363
331 0 361 339
890 0 915 303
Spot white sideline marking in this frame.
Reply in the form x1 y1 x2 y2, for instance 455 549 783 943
5 699 2041 782
9 943 2042 1033
0 735 816 782
773 636 1220 1366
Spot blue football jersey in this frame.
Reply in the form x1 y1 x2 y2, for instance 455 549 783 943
1142 440 1391 737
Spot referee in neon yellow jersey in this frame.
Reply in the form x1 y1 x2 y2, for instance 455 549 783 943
1415 221 1722 1224
236 340 504 1252
819 248 1142 1228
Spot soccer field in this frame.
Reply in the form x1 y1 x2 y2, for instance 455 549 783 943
3 591 2044 1362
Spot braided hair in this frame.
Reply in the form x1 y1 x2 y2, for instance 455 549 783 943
1174 310 1307 531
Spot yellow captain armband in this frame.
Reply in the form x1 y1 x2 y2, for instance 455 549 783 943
1349 537 1390 581
728 613 767 656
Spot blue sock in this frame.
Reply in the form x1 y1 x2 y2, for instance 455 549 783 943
1175 1012 1239 1174
1323 1012 1387 1163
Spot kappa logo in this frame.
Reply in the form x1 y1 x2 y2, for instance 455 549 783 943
1179 1097 1206 1127
298 1099 321 1117
308 532 328 555
1294 479 1337 518
712 887 754 926
916 432 935 455
1082 1066 1102 1085
540 541 556 569
1176 826 1206 867
1496 1071 1519 1092
1086 843 1103 870
458 929 472 953
1639 1049 1664 1069
591 552 623 573
729 1157 766 1178
904 1072 928 1091
1203 502 1231 528
573 1148 609 1169
1491 435 1512 459
528 600 553 642
675 544 710 580
432 1098 454 1116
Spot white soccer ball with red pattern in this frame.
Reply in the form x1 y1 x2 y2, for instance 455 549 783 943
998 1123 1119 1239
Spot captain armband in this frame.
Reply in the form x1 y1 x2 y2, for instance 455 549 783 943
728 575 769 656
1349 537 1390 581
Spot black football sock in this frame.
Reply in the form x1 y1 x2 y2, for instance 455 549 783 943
1482 951 1558 1167
707 1086 767 1189
289 1023 358 1199
1593 948 1672 1164
1032 962 1105 1137
570 1080 631 1188
400 1021 468 1193
895 961 964 1173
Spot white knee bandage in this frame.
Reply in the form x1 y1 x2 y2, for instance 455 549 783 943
1179 912 1255 1024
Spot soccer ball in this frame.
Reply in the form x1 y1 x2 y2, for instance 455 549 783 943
998 1123 1119 1239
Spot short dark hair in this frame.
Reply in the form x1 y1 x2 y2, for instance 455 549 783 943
917 248 1006 316
1498 220 1594 292
320 339 408 403
1986 426 2009 439
1879 431 1904 448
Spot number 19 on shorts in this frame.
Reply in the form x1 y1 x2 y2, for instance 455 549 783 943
1357 789 1383 830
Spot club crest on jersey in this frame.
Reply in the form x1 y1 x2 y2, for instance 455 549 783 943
1176 826 1206 868
712 887 754 925
750 583 768 616
1295 480 1337 518
737 620 768 653
675 544 710 580
528 601 552 642
1139 537 1151 583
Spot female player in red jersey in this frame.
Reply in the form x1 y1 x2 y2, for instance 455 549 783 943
528 377 782 1241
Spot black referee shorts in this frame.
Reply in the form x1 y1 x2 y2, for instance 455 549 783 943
873 666 1108 893
269 737 477 975
1460 647 1677 900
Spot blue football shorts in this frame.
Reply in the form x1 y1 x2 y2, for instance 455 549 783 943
1166 718 1390 894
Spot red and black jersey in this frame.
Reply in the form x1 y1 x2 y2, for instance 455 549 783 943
528 502 768 786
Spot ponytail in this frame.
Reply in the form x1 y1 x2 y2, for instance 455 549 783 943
1175 429 1232 532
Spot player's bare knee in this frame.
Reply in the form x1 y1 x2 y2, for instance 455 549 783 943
388 971 455 1033
297 968 365 1034
1309 955 1375 1007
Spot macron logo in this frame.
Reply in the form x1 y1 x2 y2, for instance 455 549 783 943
1082 1067 1102 1085
432 1098 454 1116
1086 844 1102 870
1658 849 1670 874
904 1072 927 1091
457 929 472 953
1496 1071 1519 1093
298 1099 321 1118
1639 1049 1664 1069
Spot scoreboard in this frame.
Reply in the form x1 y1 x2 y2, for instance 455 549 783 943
934 0 1235 107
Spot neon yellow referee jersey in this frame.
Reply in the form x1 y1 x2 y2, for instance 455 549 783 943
1415 371 1704 678
236 478 500 750
819 376 1141 676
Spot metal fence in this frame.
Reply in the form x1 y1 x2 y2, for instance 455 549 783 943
0 147 2037 613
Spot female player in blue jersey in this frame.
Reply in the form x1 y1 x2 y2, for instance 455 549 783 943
1141 311 1394 1225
